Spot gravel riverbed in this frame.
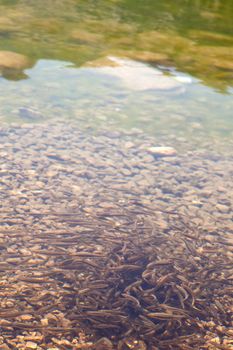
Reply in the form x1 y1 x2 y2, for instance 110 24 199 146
0 122 232 350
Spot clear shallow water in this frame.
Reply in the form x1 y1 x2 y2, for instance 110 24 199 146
0 2 233 347
0 0 233 150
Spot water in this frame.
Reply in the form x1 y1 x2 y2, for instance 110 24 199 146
0 0 233 151
0 1 233 347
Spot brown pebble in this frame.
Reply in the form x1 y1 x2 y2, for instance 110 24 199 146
0 345 11 350
216 203 229 213
25 342 38 349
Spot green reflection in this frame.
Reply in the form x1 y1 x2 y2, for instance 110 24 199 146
0 0 232 90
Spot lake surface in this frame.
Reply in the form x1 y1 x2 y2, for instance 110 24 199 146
0 0 233 151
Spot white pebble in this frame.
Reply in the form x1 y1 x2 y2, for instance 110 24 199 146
147 146 177 157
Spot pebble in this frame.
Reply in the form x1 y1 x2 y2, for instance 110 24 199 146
191 122 202 129
0 345 11 350
216 203 229 213
18 314 33 321
25 342 38 349
147 146 177 157
124 141 135 149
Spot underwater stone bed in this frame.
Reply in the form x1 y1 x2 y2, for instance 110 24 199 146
0 123 232 350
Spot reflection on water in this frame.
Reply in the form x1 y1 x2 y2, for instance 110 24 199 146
0 1 232 150
0 0 233 87
0 0 232 146
0 58 233 151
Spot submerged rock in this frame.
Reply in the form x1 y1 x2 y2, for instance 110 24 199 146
18 107 45 121
147 146 177 157
216 203 229 213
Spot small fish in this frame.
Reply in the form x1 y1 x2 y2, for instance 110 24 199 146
121 293 141 308
147 312 187 320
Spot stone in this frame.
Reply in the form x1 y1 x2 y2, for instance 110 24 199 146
18 107 45 121
0 51 30 70
124 141 135 149
18 314 33 321
25 342 38 349
191 122 202 129
0 345 11 350
216 204 229 213
147 146 177 157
